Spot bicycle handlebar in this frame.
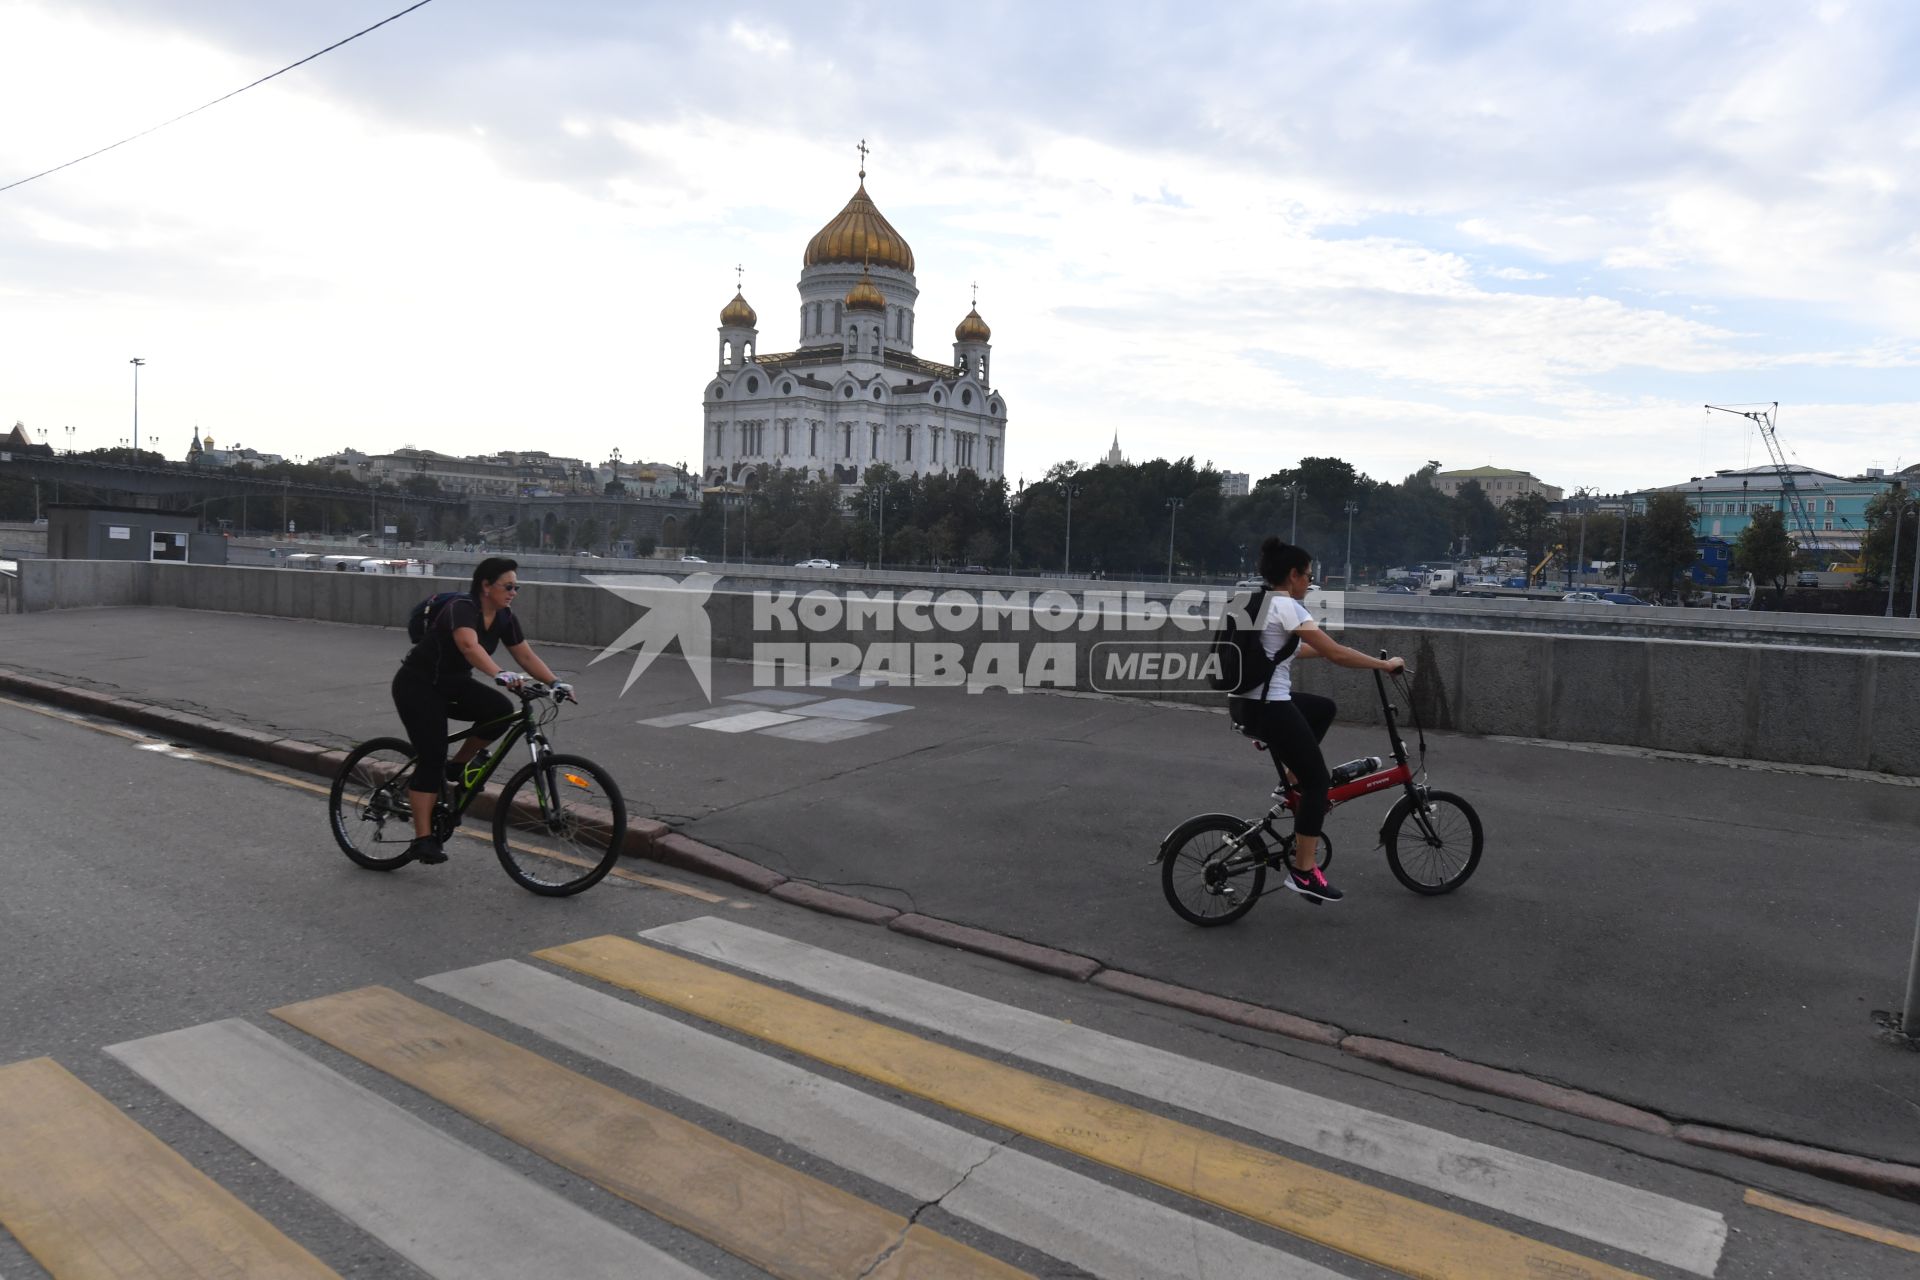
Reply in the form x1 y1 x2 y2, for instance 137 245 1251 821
496 676 576 704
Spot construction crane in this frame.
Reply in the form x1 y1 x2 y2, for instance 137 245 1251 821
1704 402 1824 558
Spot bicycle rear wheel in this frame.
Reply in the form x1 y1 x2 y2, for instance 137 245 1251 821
1382 790 1483 894
329 737 420 871
492 753 627 896
1160 814 1267 926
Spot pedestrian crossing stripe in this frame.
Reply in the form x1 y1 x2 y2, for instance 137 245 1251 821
640 915 1727 1276
540 934 1650 1280
424 958 1349 1280
0 1057 337 1280
108 1019 710 1280
271 985 1031 1280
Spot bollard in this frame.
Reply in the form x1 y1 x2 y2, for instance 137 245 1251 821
1904 895 1920 1039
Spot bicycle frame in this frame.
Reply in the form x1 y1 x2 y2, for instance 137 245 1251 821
1155 661 1429 870
415 690 562 837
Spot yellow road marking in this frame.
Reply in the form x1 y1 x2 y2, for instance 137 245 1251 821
543 936 1650 1280
273 986 1029 1280
0 692 732 902
0 1057 337 1279
1744 1187 1920 1254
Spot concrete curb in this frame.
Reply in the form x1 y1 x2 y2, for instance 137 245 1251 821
1675 1125 1920 1202
1342 1036 1673 1136
8 669 1920 1200
888 913 1102 982
1091 969 1346 1046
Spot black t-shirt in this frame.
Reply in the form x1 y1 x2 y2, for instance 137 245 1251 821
400 595 525 685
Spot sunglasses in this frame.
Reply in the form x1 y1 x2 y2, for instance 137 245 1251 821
499 583 521 593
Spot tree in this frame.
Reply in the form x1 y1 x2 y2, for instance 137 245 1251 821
1733 505 1795 604
1500 492 1553 566
1858 487 1917 600
1634 492 1699 597
514 518 540 550
1450 481 1503 557
395 513 420 544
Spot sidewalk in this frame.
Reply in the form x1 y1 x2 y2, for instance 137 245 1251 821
5 605 1919 1173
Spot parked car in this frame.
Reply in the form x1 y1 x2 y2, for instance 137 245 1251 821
1235 576 1266 589
1561 591 1603 604
1600 592 1651 606
679 554 707 563
794 558 839 570
957 564 992 574
1378 584 1416 595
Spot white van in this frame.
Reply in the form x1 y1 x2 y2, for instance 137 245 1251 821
1427 568 1457 594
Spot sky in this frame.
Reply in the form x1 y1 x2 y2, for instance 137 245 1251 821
0 0 1915 495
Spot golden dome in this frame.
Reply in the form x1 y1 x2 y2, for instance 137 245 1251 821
719 291 757 328
955 307 991 342
805 183 914 273
845 267 886 313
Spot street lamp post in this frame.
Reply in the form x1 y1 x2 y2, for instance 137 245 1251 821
1909 495 1920 619
1007 479 1022 575
129 358 145 456
1343 498 1358 588
1888 483 1906 619
1062 482 1082 577
1290 485 1306 544
1165 497 1183 583
1619 496 1630 595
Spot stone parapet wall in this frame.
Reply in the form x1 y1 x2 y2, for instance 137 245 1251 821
11 560 1912 775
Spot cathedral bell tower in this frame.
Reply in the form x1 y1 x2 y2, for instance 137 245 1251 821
717 268 758 369
953 291 991 387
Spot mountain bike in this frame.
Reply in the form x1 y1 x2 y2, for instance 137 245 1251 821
1156 658 1483 926
328 680 626 896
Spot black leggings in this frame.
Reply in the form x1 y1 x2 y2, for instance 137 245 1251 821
390 670 514 794
1256 691 1337 837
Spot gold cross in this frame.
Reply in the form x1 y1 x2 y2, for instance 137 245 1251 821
735 263 743 290
857 138 869 179
971 280 978 307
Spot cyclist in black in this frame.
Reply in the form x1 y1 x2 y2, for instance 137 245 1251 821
1254 537 1402 902
391 557 568 864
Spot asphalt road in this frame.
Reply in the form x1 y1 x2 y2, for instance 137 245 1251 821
4 696 1917 1279
4 606 1919 1173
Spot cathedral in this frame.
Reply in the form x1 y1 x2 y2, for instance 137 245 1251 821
701 156 1006 487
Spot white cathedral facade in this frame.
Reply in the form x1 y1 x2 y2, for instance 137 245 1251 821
701 169 1006 487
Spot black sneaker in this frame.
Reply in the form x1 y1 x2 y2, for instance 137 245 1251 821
407 836 447 865
1285 863 1344 903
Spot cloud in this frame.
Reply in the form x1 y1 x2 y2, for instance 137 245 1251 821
1 0 1916 496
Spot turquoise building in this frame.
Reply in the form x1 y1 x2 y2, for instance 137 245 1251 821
1644 464 1901 562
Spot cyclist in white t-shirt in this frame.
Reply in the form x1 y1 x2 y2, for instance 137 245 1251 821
1253 536 1404 902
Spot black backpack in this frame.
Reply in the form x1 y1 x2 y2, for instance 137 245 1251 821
1207 587 1300 696
406 590 465 644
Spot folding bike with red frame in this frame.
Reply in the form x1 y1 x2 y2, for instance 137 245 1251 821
1155 657 1484 926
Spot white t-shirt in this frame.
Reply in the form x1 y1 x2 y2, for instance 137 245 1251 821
1260 592 1318 701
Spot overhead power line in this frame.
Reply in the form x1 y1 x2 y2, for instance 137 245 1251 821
0 0 438 195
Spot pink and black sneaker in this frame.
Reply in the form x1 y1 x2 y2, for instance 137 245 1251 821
1285 863 1344 903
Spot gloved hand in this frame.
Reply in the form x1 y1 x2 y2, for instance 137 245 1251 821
495 670 524 687
552 681 576 703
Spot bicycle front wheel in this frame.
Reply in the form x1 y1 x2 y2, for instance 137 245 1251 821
1160 814 1267 926
1382 790 1483 894
492 753 627 896
329 737 420 871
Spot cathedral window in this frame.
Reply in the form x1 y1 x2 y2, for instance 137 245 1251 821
903 429 913 462
812 303 821 333
872 387 882 400
842 385 854 399
961 389 974 407
842 425 854 459
990 400 1000 415
746 376 759 393
782 381 792 394
781 421 791 453
893 310 903 340
809 423 818 455
712 386 723 399
870 424 881 457
933 391 942 405
833 301 843 333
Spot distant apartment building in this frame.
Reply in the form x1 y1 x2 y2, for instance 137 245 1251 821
1642 463 1898 556
312 447 695 500
1219 471 1249 497
1430 466 1563 505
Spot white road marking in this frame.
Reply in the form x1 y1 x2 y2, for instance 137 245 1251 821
644 916 1728 1277
108 1018 713 1280
425 958 1344 1280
